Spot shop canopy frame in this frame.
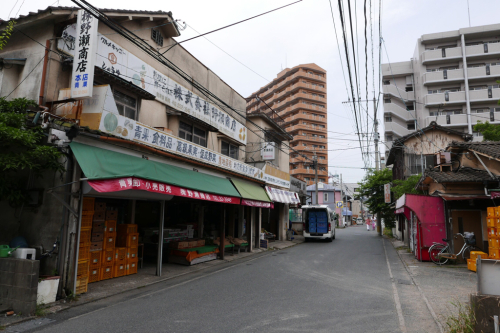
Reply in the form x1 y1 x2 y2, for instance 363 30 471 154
230 178 273 209
265 186 300 205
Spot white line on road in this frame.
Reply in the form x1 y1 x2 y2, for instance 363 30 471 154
382 239 407 333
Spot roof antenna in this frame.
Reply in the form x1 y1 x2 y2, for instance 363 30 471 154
467 0 471 27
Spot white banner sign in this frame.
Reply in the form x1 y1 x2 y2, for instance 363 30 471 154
261 142 275 160
263 170 290 188
71 10 98 99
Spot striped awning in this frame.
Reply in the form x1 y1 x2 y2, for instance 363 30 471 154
265 186 300 204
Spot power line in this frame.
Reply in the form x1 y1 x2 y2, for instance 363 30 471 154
6 55 46 98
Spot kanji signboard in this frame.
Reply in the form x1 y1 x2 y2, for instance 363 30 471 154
384 183 391 203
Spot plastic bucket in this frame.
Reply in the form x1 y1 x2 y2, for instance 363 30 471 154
0 245 13 258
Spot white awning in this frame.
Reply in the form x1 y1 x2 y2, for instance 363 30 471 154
265 186 300 204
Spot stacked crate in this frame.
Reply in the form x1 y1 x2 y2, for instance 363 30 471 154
76 197 94 294
487 207 500 260
117 224 139 276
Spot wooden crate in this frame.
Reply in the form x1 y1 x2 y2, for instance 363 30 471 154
76 275 89 295
100 265 113 280
105 220 117 233
82 197 95 212
117 224 138 234
88 267 100 283
78 244 90 261
116 233 139 248
77 259 90 277
113 263 126 278
101 249 114 265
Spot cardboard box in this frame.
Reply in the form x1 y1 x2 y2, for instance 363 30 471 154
93 212 105 222
94 202 106 212
106 210 118 220
169 241 189 249
90 241 103 251
91 233 104 242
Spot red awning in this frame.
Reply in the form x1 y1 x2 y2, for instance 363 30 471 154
88 177 241 205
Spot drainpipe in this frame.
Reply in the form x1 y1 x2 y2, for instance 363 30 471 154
39 40 51 106
461 34 473 135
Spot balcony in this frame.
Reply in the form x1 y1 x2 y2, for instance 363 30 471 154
424 112 500 127
421 46 462 64
469 88 500 103
286 123 327 133
468 65 500 82
424 91 466 106
422 68 464 85
285 113 326 123
278 103 326 118
384 121 411 137
293 92 327 103
465 42 500 59
293 134 327 143
383 103 416 122
382 84 415 100
291 168 328 176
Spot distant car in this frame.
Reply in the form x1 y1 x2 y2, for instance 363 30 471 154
357 218 363 224
302 205 336 242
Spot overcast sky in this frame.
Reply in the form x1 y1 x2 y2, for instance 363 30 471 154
3 0 500 183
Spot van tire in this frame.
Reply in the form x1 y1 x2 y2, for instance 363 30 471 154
326 237 333 242
304 237 309 242
332 233 335 240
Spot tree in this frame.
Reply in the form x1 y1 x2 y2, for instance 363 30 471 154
0 97 65 207
0 20 15 51
356 168 395 229
392 174 423 200
473 121 500 141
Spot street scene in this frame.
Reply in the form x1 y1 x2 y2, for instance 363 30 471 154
1 1 500 332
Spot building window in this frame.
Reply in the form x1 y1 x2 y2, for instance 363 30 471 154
179 121 207 147
221 141 238 159
469 85 488 91
407 123 416 130
384 98 391 103
383 80 390 85
113 90 137 119
405 86 413 92
319 178 325 182
386 135 393 141
385 116 392 122
324 193 328 202
406 104 415 111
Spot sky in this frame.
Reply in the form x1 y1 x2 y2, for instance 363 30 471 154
3 0 500 183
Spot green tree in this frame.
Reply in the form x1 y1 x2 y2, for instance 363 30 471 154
0 20 15 51
392 174 423 200
0 97 65 207
473 121 500 141
356 168 395 229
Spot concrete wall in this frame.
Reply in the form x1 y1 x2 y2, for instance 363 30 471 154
0 258 40 315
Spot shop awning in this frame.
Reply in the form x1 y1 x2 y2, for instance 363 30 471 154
230 178 273 208
70 142 241 204
265 186 300 204
342 208 352 216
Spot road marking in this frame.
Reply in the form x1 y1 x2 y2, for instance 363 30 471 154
382 239 407 333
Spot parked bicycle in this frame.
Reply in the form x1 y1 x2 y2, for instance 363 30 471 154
428 232 481 265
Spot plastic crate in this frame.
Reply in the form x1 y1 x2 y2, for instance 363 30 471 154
488 228 496 239
103 234 116 250
113 263 125 278
487 218 495 228
488 207 495 217
117 224 138 234
102 249 114 265
78 244 90 261
126 258 138 275
127 247 138 260
82 197 95 212
470 251 488 261
489 247 499 259
90 250 102 267
117 233 139 248
467 259 476 272
100 265 113 280
496 207 500 217
77 259 89 277
105 220 117 233
81 214 93 229
76 275 89 295
88 267 100 283
94 202 106 212
80 228 92 244
496 219 500 229
115 247 127 263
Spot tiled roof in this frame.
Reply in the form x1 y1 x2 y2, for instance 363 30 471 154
448 141 500 160
425 167 498 183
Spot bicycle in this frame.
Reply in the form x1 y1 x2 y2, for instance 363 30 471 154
428 233 481 265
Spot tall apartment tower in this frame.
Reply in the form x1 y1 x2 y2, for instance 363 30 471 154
247 64 328 186
382 23 500 156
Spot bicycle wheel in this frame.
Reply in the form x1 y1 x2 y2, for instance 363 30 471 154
462 246 482 261
429 244 449 265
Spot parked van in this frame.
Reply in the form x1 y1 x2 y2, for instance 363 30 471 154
302 205 336 242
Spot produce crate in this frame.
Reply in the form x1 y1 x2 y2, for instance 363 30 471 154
102 249 114 265
82 197 95 211
487 218 495 228
90 250 102 267
117 224 138 234
106 210 118 221
489 248 500 259
90 241 103 252
113 263 125 278
197 240 205 247
81 214 93 229
100 265 113 280
80 228 92 245
496 207 500 217
105 220 117 233
115 247 126 263
488 207 495 217
93 211 105 222
127 247 138 260
467 259 476 272
77 259 90 277
91 232 104 242
496 218 500 229
470 251 488 261
94 202 106 212
78 244 90 261
488 228 496 239
103 234 116 250
117 233 139 248
88 267 100 283
126 258 138 275
75 275 89 295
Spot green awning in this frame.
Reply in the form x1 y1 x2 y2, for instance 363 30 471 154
230 177 271 202
70 142 241 198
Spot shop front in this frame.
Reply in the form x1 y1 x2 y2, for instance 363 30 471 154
395 194 446 261
264 186 301 241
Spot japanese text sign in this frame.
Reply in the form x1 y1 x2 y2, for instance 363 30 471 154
384 183 391 203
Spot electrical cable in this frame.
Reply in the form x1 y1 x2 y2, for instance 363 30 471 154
6 55 46 98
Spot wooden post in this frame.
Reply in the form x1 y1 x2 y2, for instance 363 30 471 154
220 204 225 260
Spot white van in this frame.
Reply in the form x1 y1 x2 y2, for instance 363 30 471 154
302 205 336 242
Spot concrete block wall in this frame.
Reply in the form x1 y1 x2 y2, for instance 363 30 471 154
0 258 39 315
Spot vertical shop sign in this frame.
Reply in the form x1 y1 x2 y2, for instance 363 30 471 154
261 142 275 160
384 183 391 203
71 10 98 99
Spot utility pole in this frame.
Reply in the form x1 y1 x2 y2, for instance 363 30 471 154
340 173 343 227
313 152 318 205
374 97 380 171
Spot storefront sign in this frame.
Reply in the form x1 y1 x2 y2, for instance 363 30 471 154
262 164 290 189
241 199 274 209
98 111 265 181
265 186 300 204
88 177 241 205
261 142 275 160
61 28 246 144
384 183 391 203
71 10 98 99
290 176 306 195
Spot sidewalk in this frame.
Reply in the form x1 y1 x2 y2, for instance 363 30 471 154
0 238 303 328
389 238 476 331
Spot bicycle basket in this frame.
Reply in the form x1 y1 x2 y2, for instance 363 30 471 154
464 233 476 246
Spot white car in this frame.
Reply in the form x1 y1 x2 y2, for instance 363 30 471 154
302 205 336 242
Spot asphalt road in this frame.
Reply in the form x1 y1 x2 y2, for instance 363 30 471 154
11 226 411 333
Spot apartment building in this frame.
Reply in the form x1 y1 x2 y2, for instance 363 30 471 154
382 23 500 156
247 64 328 186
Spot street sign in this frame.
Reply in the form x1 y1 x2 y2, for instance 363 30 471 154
336 201 343 208
384 183 391 203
